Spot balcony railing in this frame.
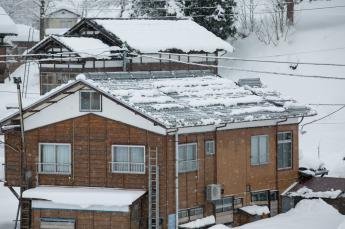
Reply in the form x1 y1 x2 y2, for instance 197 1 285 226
178 160 198 173
110 162 145 174
38 163 71 175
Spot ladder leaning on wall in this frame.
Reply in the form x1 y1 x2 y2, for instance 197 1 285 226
148 147 160 229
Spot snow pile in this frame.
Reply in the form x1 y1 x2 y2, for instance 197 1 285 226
289 187 342 199
0 6 17 35
240 205 270 216
235 199 344 229
92 19 234 53
23 186 146 212
209 225 230 229
179 215 215 228
337 219 345 229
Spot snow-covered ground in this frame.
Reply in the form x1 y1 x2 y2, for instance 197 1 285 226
221 0 345 176
211 199 345 229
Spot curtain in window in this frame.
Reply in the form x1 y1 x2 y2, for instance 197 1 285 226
41 145 55 172
80 92 90 110
259 136 268 164
251 137 259 165
56 145 70 173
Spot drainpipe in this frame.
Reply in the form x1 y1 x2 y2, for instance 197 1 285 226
175 130 179 229
275 117 288 213
214 123 227 184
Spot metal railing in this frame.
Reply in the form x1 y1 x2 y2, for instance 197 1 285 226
110 162 145 174
37 163 71 175
178 160 198 173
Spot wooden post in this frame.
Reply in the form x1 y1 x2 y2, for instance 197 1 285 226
40 0 45 40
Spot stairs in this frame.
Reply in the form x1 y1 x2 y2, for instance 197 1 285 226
20 198 31 229
148 147 160 229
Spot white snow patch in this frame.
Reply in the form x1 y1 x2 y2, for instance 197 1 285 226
0 6 17 35
240 205 270 216
179 215 215 228
289 187 342 199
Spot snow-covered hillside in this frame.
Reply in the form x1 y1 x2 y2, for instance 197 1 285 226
221 0 345 176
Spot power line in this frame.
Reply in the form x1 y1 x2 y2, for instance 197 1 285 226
308 103 345 106
139 54 345 81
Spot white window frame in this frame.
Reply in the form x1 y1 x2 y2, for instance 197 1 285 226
38 143 72 175
251 190 269 204
277 131 293 169
214 196 234 213
251 135 269 165
111 145 145 174
178 143 198 173
205 140 215 155
79 90 102 112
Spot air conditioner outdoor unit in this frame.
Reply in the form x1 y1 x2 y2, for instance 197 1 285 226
206 184 221 201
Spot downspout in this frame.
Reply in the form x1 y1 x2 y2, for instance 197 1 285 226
275 117 288 213
175 130 179 229
214 123 227 184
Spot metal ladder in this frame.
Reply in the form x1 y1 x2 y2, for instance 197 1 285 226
148 147 159 229
20 198 31 229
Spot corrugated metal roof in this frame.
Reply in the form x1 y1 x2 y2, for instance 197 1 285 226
290 177 345 193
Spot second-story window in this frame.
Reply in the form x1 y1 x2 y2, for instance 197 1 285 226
251 135 269 165
178 143 197 173
112 145 145 174
278 132 292 169
205 140 215 155
39 143 71 174
80 90 101 112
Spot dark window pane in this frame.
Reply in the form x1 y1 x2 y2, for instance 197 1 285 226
91 92 101 110
80 92 90 110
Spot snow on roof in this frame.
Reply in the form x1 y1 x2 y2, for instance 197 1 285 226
240 205 270 216
288 187 342 199
91 19 234 53
23 186 146 212
45 28 69 36
10 24 39 42
179 215 215 228
79 72 314 128
0 7 17 35
209 225 230 229
235 199 344 229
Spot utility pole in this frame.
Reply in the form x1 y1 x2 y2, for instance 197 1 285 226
40 0 45 40
286 0 294 26
13 77 26 229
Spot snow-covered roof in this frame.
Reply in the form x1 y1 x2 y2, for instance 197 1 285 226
23 186 146 212
240 205 270 216
179 216 215 228
29 35 122 58
10 24 39 42
0 7 17 35
45 28 69 36
284 177 345 199
90 19 234 53
78 72 315 128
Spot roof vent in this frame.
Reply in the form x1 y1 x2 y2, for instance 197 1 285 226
238 78 262 88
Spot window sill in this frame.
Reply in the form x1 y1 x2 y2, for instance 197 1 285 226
111 171 146 175
178 169 198 174
38 172 71 176
278 167 293 171
250 163 270 167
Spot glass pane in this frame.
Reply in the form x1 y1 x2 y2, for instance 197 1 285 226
187 144 196 160
178 145 186 161
284 143 292 168
80 92 90 110
251 136 259 165
278 144 284 168
130 147 144 163
41 144 56 172
206 141 215 154
56 145 70 173
114 146 129 162
259 136 268 164
91 92 101 110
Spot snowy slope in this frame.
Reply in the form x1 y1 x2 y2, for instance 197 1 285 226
210 199 345 229
221 0 345 176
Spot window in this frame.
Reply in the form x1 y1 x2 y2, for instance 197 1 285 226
270 190 278 201
251 191 269 203
251 135 269 165
214 196 234 213
205 140 215 155
112 145 145 174
40 218 75 229
39 143 71 174
234 197 244 209
178 143 197 173
278 132 292 169
178 207 203 223
80 91 101 112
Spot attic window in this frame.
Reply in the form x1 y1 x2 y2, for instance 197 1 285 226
80 90 102 112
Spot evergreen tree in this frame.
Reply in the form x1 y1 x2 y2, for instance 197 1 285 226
185 0 237 39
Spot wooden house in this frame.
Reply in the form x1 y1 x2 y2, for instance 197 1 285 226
28 18 233 94
0 71 315 229
44 9 81 36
